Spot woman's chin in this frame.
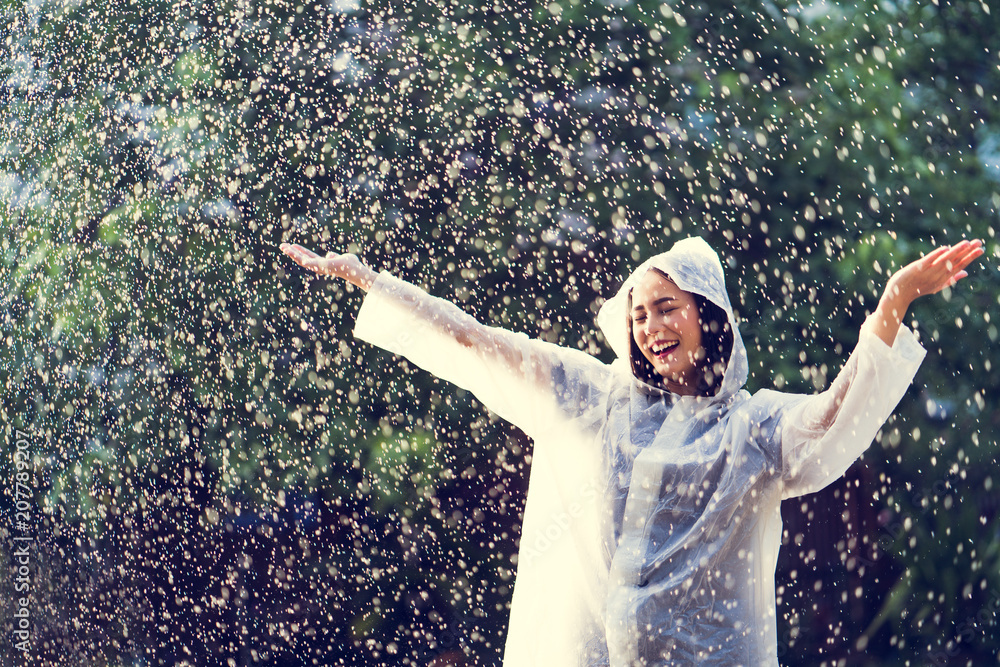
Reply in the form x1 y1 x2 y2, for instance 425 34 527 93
654 366 683 382
654 370 699 394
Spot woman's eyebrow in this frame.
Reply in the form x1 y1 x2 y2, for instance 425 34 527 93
632 296 675 312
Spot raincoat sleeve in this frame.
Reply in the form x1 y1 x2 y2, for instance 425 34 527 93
777 319 927 499
351 271 613 439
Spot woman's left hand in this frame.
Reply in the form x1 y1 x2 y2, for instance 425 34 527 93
870 239 985 347
884 239 985 306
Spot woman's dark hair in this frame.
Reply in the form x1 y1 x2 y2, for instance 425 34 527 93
627 270 734 397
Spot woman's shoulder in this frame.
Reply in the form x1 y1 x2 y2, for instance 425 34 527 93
731 388 809 427
748 386 809 408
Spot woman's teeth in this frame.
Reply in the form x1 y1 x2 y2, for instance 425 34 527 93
652 342 678 355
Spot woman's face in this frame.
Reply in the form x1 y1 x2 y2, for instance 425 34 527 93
630 269 705 395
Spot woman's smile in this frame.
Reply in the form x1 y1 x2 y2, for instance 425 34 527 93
649 339 679 360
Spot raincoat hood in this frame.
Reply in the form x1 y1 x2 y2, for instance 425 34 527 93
596 236 749 400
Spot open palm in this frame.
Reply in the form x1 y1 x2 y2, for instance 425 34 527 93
281 241 381 288
887 239 985 303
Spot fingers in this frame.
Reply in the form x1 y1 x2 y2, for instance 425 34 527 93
926 240 985 292
280 243 331 274
280 243 317 261
922 245 952 264
927 240 983 273
927 241 966 265
945 270 969 288
955 243 985 270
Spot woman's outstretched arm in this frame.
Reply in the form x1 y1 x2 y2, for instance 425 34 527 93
279 242 613 439
280 242 533 371
801 239 986 429
778 239 985 497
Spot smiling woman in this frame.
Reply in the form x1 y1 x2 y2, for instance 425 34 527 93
281 235 983 666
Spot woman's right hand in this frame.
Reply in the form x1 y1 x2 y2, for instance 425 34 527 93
279 243 377 290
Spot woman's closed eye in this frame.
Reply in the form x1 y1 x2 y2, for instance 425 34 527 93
635 307 677 323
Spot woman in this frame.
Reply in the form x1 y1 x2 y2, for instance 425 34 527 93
280 236 983 666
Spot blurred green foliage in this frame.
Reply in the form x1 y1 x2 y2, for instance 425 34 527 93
2 0 1000 664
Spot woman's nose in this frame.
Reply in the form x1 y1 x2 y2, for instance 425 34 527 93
645 316 665 335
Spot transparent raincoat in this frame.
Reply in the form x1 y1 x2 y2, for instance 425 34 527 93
352 237 926 666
